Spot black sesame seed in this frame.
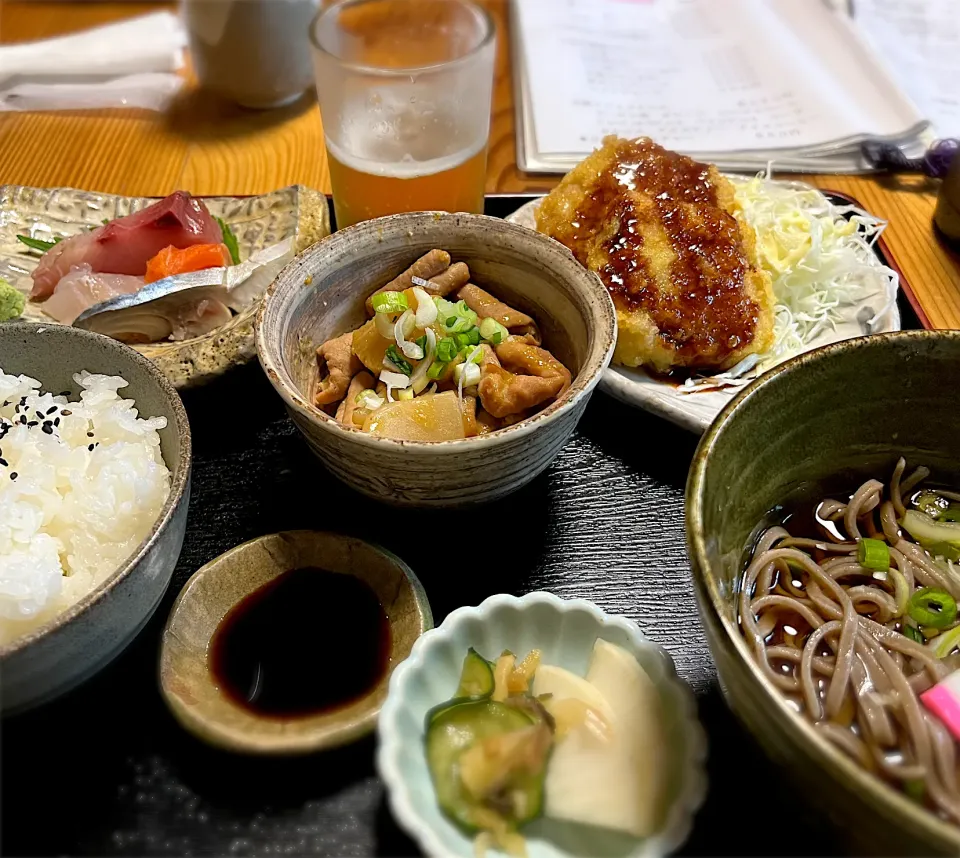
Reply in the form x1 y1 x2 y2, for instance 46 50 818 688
88 444 95 451
86 431 94 438
46 406 57 415
0 459 6 467
10 472 17 480
41 424 53 435
36 411 44 420
27 421 37 427
19 415 26 424
19 397 26 406
53 417 60 426
1 401 7 407
61 410 72 417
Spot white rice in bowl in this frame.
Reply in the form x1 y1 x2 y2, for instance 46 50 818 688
0 368 171 647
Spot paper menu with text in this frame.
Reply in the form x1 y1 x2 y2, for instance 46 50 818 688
854 0 960 138
513 0 927 172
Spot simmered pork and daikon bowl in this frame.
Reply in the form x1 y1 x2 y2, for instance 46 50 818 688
313 248 573 442
256 212 616 506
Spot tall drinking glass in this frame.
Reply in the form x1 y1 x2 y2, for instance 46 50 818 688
310 0 496 229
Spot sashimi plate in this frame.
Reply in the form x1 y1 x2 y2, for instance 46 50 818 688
506 179 901 434
0 185 330 388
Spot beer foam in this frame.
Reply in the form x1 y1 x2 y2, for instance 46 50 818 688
327 136 486 180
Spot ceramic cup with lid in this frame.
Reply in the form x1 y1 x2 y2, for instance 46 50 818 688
184 0 318 109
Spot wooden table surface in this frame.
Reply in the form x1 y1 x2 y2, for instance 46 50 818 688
1 0 959 329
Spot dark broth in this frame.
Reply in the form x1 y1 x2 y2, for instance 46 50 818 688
210 567 391 718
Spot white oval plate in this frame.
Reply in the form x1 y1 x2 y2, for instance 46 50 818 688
506 188 901 434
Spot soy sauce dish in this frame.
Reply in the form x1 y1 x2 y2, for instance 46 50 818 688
159 531 432 754
377 593 707 858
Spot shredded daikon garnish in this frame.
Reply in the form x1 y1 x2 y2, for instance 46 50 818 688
732 173 899 370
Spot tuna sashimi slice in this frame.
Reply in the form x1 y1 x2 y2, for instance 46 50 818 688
30 191 223 301
40 265 145 325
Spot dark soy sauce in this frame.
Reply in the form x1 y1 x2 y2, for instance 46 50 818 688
210 567 391 718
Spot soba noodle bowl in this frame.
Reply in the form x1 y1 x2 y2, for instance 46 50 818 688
739 458 960 823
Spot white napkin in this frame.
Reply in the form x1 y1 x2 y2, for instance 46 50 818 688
0 12 187 112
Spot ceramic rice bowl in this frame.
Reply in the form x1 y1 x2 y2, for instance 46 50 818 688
0 323 191 714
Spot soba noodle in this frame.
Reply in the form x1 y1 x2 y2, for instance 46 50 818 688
739 459 960 822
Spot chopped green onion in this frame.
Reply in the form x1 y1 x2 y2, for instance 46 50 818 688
16 234 59 253
384 345 412 375
858 538 890 572
214 216 241 264
888 566 909 617
479 316 509 344
901 510 960 559
926 543 960 562
907 587 957 630
435 337 457 363
395 388 414 401
455 329 480 350
427 360 446 380
917 492 949 521
435 297 478 333
460 345 483 365
931 623 960 658
415 335 427 352
903 624 924 644
374 311 396 339
372 291 409 314
412 286 438 326
453 362 481 388
355 389 384 411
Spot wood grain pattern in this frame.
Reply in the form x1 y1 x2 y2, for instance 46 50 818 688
1 0 958 327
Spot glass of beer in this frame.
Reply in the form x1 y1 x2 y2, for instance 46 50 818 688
310 0 496 229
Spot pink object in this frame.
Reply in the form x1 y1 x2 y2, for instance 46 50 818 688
30 191 222 301
921 670 960 740
39 264 145 324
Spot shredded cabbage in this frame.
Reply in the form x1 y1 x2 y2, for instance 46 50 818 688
732 173 899 370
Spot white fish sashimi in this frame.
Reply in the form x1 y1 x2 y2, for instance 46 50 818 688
40 264 145 325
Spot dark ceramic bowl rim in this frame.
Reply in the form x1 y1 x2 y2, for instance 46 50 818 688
686 329 960 848
0 323 192 658
255 211 617 452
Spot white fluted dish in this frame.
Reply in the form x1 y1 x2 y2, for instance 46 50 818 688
256 212 616 507
377 592 707 858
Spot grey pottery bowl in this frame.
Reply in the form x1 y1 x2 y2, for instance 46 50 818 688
256 212 616 507
0 323 191 714
687 330 960 855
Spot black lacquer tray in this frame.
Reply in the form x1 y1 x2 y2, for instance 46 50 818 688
2 194 919 857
